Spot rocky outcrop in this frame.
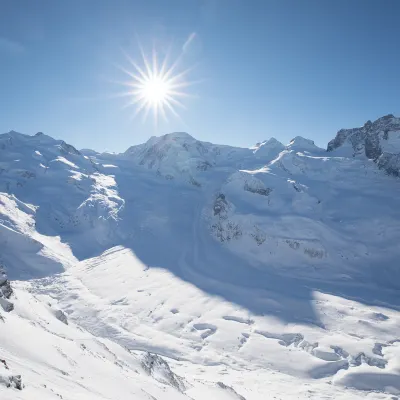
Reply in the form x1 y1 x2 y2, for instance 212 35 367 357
58 140 81 156
327 114 400 176
213 193 229 217
0 359 22 390
0 372 22 390
0 266 14 312
210 194 242 242
217 382 247 400
54 309 68 325
0 266 13 299
244 183 272 196
251 225 266 245
228 171 273 197
377 152 400 177
0 298 14 312
140 352 186 392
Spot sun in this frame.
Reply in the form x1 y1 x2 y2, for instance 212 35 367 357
115 44 195 125
140 76 170 105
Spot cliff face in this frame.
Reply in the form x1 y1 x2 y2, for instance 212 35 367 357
327 114 400 176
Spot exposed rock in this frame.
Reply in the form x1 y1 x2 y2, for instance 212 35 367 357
0 360 22 390
0 298 14 312
1 374 22 390
0 280 13 299
217 382 246 400
54 309 68 325
227 171 273 198
140 352 185 392
210 193 242 242
286 239 300 250
213 193 228 217
304 248 326 259
251 225 266 245
58 140 81 156
327 115 400 176
244 182 272 196
196 160 213 171
211 220 242 242
377 152 400 177
9 374 22 390
189 176 201 187
0 266 13 299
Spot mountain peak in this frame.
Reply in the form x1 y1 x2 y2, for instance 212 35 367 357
286 136 321 152
263 137 282 146
4 130 27 139
162 132 195 141
2 130 56 144
252 137 285 157
327 114 400 175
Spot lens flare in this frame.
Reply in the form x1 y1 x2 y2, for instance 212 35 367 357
115 44 195 125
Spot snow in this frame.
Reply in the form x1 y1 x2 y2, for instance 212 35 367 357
287 136 324 153
334 364 400 395
1 120 400 399
251 137 285 158
0 287 194 400
52 156 79 169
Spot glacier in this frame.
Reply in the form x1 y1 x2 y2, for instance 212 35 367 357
1 115 400 399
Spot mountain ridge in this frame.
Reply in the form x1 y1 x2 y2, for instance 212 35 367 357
4 114 400 177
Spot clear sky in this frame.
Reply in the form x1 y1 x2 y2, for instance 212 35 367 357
1 0 399 152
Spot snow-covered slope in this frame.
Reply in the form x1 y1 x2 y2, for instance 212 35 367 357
1 116 400 398
0 131 125 260
3 281 257 400
207 141 400 286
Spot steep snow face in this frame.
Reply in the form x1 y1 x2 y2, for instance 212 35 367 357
327 114 400 176
0 193 75 279
0 131 124 258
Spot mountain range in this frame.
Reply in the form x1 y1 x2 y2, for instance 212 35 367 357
1 114 400 399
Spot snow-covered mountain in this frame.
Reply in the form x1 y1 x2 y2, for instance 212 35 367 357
123 131 284 185
1 115 400 399
327 114 400 176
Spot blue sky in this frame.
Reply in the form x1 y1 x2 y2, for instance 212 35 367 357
1 0 399 152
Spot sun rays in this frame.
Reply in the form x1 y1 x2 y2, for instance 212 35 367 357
115 44 196 126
